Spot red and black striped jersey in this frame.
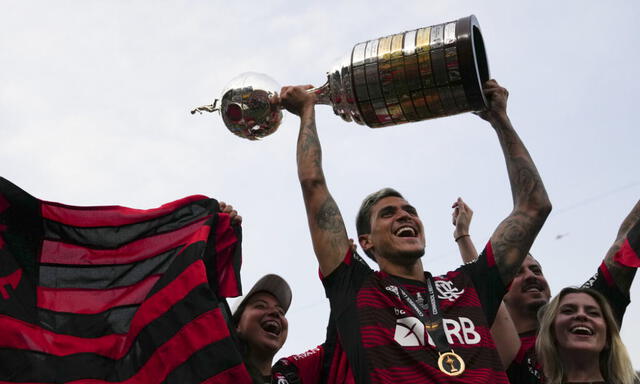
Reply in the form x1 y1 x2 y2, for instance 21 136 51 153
0 177 251 383
506 329 541 384
506 261 631 384
272 315 354 384
321 243 509 384
273 345 325 384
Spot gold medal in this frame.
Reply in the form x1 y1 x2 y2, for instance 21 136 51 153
437 351 465 376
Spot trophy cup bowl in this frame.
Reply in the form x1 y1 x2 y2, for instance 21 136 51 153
191 72 283 140
192 15 489 140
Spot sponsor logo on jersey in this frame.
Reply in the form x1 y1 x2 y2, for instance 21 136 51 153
394 307 407 316
394 316 425 346
393 316 481 347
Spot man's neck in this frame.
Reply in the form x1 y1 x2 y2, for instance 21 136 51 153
509 309 539 334
504 303 541 334
379 258 425 282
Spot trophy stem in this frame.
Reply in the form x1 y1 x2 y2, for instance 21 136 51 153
190 100 220 115
308 81 331 105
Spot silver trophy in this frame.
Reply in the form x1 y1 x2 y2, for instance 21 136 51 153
192 15 489 141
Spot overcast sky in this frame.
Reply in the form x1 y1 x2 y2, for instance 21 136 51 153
1 0 639 367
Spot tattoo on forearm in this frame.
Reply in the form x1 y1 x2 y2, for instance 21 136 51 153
296 111 348 266
301 121 319 151
507 158 544 203
315 196 346 234
617 200 640 239
492 149 549 281
492 120 550 283
298 118 322 170
496 125 546 203
495 126 518 154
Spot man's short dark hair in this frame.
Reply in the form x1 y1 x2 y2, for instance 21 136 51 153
355 187 404 261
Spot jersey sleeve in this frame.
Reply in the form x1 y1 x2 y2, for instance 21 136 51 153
613 219 640 268
320 248 372 382
272 346 325 384
321 248 373 307
582 261 630 327
457 241 507 326
272 314 343 384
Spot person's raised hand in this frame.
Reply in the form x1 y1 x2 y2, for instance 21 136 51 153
452 197 473 240
219 201 242 226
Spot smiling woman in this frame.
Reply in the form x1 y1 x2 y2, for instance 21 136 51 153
536 287 637 384
231 274 292 384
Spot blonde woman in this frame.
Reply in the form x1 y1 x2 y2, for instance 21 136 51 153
536 287 637 384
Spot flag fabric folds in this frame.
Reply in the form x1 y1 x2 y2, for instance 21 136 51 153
0 177 252 383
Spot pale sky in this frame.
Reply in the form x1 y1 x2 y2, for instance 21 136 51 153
1 0 639 367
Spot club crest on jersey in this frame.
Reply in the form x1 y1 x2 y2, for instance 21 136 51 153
435 280 464 301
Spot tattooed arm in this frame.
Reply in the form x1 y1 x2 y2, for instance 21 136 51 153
280 85 351 276
478 80 552 285
601 199 640 293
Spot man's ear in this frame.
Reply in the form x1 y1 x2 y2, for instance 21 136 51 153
359 234 373 254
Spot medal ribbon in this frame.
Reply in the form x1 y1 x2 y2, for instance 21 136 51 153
387 274 453 354
387 275 466 375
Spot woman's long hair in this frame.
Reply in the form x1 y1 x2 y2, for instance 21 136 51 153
536 287 637 384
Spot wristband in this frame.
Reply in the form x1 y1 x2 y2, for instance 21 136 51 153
454 234 470 242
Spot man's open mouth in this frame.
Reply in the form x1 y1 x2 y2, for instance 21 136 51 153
522 282 544 293
395 226 417 238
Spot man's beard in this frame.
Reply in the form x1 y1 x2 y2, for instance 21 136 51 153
525 298 548 315
384 248 425 266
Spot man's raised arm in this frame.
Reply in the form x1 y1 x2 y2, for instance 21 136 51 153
602 199 640 293
281 85 350 276
479 80 552 284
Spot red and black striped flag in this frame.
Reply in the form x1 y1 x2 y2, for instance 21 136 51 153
0 177 252 383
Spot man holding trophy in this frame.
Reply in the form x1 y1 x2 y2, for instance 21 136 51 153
278 78 551 383
191 15 553 382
